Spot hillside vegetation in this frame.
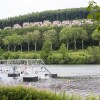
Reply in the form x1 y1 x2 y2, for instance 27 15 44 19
0 8 100 64
0 8 89 28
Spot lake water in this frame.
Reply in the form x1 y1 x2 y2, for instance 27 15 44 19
47 65 100 76
0 64 100 96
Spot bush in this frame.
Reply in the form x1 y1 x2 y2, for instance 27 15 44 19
0 48 4 53
59 43 67 57
2 52 11 59
47 54 63 64
40 40 52 61
47 53 70 64
0 49 98 64
87 46 100 64
68 52 91 64
0 48 4 59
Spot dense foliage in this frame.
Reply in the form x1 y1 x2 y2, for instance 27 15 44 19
87 0 100 31
1 47 100 64
0 8 89 28
0 23 99 64
0 7 99 64
0 24 98 51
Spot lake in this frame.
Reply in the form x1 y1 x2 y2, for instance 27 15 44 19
0 64 100 96
47 65 100 76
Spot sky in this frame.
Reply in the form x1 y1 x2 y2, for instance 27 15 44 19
0 0 100 19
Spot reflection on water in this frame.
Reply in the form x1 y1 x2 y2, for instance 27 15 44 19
0 65 100 96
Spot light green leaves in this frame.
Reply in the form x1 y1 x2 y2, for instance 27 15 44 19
87 0 100 31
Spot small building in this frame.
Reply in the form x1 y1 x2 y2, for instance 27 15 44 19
13 24 21 29
4 26 12 30
84 19 93 24
33 22 42 26
62 20 72 26
72 20 82 26
52 21 62 26
43 20 51 26
29 22 35 26
23 22 30 28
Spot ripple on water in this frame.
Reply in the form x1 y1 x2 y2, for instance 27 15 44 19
1 73 100 96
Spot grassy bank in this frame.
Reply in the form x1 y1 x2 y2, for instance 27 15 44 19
0 85 99 100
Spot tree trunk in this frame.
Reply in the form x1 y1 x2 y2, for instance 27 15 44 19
28 43 30 52
20 44 22 52
74 40 77 50
8 45 10 51
51 44 53 50
14 45 16 52
82 40 84 50
35 41 37 52
66 42 69 51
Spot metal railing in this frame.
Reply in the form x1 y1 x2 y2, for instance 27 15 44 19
0 59 52 74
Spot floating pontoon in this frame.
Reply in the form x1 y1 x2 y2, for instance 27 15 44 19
0 59 57 82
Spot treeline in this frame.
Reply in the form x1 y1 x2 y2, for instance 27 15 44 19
0 23 99 52
0 8 89 28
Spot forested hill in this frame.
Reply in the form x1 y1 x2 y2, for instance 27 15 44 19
0 8 89 29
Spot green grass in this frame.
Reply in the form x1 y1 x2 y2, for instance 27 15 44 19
0 85 99 100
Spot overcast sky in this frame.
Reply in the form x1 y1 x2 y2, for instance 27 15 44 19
0 0 100 19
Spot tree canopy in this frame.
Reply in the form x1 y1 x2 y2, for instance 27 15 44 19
87 0 100 31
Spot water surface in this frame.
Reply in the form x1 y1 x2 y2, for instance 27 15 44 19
0 64 100 96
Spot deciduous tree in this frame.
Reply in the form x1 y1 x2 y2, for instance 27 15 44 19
23 32 33 52
92 29 100 46
44 29 57 50
32 30 40 52
59 27 72 51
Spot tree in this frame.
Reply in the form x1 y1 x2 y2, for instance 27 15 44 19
10 34 21 52
44 29 57 50
59 27 72 51
87 0 100 31
82 23 96 39
92 29 100 46
23 32 33 52
17 35 23 52
0 36 2 48
32 30 40 52
42 40 52 54
59 43 67 57
3 36 12 51
79 28 88 49
40 40 52 60
70 27 80 50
